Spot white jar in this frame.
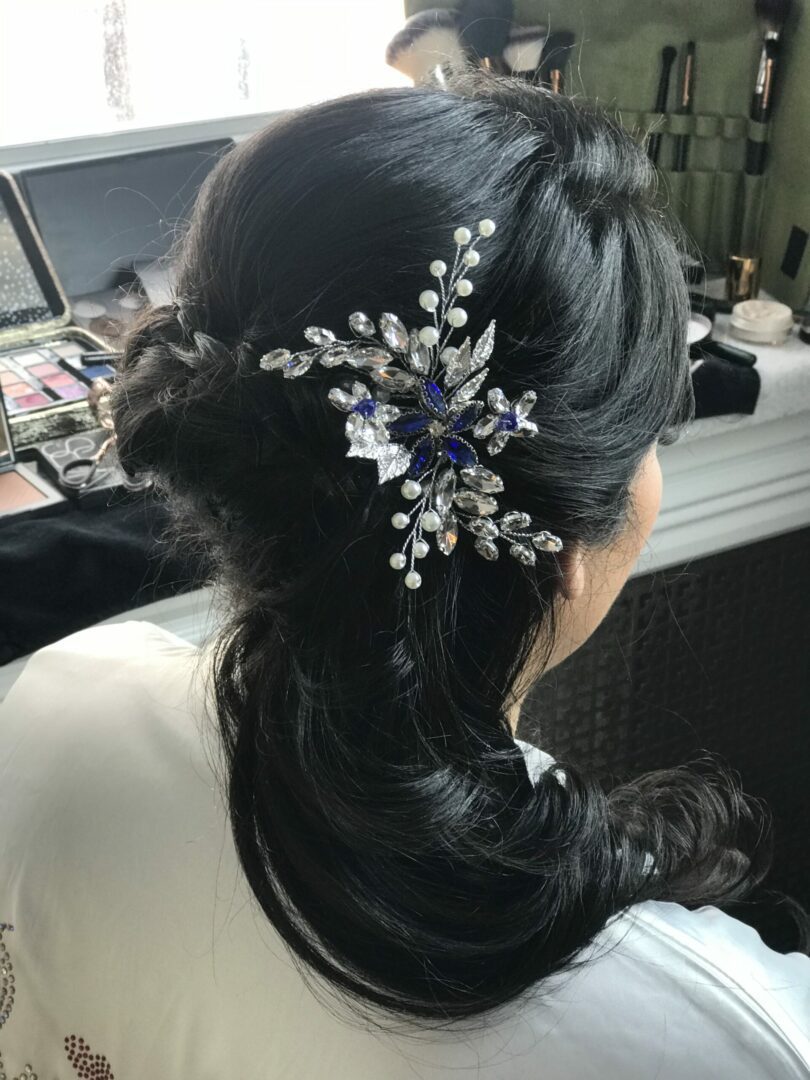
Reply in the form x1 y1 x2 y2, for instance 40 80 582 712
729 300 794 346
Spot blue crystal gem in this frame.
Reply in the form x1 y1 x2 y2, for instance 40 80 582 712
449 402 483 432
495 411 519 432
408 437 437 478
352 398 377 419
442 437 477 468
420 379 448 418
387 411 432 436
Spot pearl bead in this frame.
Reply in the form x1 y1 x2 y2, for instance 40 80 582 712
456 278 473 297
421 510 441 532
447 307 468 328
419 326 440 346
391 512 409 529
413 539 430 559
429 260 447 277
462 249 480 267
454 226 472 245
401 479 422 500
404 570 422 590
389 552 407 570
478 218 496 236
440 346 458 364
419 289 439 312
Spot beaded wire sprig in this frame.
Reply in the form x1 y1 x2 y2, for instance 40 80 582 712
258 219 562 589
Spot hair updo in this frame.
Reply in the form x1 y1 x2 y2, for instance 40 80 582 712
112 71 791 1023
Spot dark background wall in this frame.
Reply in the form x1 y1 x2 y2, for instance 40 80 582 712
520 527 810 930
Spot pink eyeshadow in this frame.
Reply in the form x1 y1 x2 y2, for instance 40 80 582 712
0 470 46 510
30 362 60 377
15 393 51 409
43 372 74 388
0 372 17 387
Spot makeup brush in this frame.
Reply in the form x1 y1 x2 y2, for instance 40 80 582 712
457 0 514 74
538 30 576 92
385 9 466 85
647 46 677 167
746 0 793 174
502 24 548 78
672 41 696 172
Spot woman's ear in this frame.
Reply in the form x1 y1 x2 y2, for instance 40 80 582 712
558 544 587 602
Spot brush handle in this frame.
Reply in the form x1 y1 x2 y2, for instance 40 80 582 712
745 38 778 175
648 46 677 166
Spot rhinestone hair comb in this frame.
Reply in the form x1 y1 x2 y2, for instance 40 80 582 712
259 219 562 589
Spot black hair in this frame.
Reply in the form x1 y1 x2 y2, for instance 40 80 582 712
112 72 801 1023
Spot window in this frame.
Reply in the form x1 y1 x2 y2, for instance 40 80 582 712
0 0 409 146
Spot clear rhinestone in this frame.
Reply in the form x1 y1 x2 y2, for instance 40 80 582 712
516 419 539 437
438 511 457 557
487 387 510 414
471 319 496 369
352 381 371 399
444 337 472 389
487 431 510 455
532 531 563 552
436 512 459 555
349 311 375 337
463 516 499 539
408 329 431 374
515 390 537 417
460 466 504 493
281 355 314 379
327 388 356 411
344 346 390 369
371 367 416 393
318 346 349 368
454 490 499 516
472 415 497 439
258 348 291 371
379 313 409 352
434 466 457 511
500 511 532 531
304 326 336 346
510 543 536 566
453 368 489 402
475 537 499 560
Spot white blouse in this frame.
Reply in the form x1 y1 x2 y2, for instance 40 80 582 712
0 621 808 1078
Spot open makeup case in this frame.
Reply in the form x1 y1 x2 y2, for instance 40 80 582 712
0 171 138 515
405 0 810 312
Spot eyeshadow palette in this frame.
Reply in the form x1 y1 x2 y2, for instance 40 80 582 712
0 374 66 522
0 172 115 452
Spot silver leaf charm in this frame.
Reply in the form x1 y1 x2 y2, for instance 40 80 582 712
453 368 489 402
374 443 412 483
444 338 472 389
304 326 336 346
471 320 496 370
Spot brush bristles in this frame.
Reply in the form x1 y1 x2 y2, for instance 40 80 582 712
755 0 792 31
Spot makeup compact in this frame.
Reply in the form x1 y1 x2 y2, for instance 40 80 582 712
0 171 113 451
0 386 65 521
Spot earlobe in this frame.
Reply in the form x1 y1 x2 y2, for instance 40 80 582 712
559 545 587 602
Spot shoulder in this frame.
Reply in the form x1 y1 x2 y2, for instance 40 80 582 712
0 621 215 821
565 899 810 1073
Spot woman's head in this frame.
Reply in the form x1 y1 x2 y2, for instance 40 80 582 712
113 73 770 1022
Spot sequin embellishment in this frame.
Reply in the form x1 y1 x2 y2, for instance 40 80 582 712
64 1035 115 1079
0 922 16 1030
